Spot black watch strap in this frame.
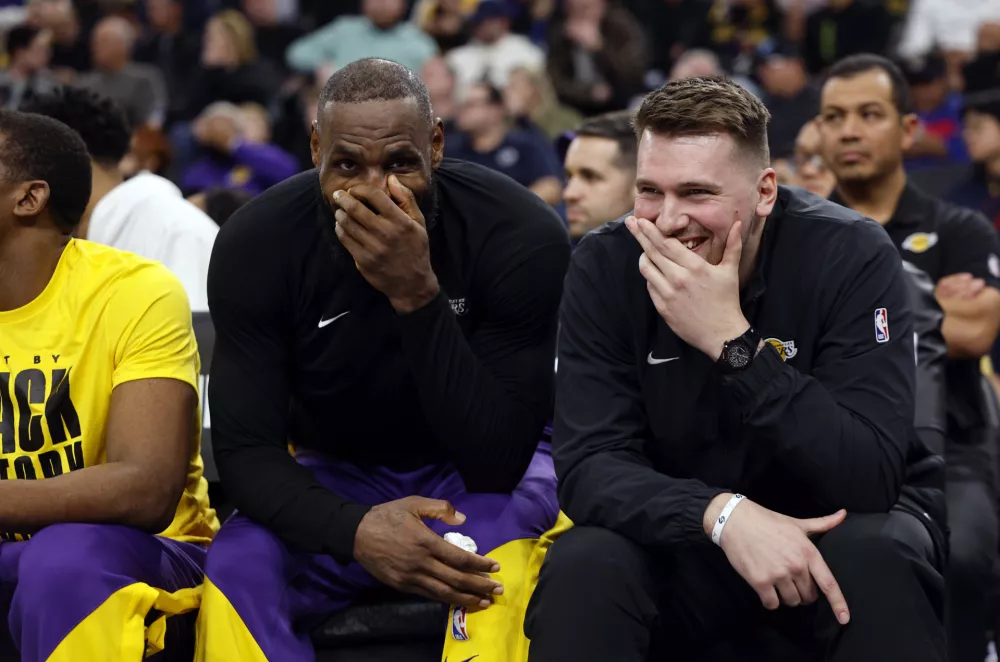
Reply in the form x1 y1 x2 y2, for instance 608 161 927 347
717 326 761 375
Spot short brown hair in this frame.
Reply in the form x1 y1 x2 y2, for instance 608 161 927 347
576 110 637 169
633 76 771 167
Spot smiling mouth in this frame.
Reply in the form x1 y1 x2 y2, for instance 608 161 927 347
675 236 708 251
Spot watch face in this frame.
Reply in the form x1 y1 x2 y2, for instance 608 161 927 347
728 343 751 368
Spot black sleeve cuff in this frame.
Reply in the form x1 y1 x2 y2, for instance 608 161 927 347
325 501 374 564
680 488 727 543
724 342 787 411
393 289 452 330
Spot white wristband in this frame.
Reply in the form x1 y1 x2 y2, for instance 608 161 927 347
711 493 745 546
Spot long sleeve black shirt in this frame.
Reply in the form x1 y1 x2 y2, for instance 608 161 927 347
207 161 570 562
554 187 917 550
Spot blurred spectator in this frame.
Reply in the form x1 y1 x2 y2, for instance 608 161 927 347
949 26 1000 229
183 9 276 120
270 82 317 170
963 26 1000 112
120 123 173 178
446 80 563 204
422 55 458 131
791 119 836 197
773 0 829 43
414 0 478 52
771 151 795 185
446 1 544 99
669 48 723 81
26 0 91 78
512 0 559 46
134 0 202 126
504 65 583 140
188 186 254 227
546 0 647 116
950 90 1000 230
755 40 819 159
21 86 218 312
803 0 894 75
182 100 299 196
0 24 58 108
626 0 705 73
77 15 168 128
241 0 305 77
562 109 635 240
897 0 1000 85
697 0 779 75
286 0 437 78
901 53 970 172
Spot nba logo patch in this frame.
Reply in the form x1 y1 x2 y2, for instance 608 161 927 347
874 308 889 343
451 606 469 641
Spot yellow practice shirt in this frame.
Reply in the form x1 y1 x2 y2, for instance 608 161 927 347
0 239 218 543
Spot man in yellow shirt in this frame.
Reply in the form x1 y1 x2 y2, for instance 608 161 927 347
0 109 218 660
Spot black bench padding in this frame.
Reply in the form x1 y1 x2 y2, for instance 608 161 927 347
311 598 449 647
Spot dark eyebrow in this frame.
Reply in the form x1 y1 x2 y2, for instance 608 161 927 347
328 142 365 158
384 145 422 161
821 101 887 114
678 180 723 194
635 177 659 190
571 167 602 179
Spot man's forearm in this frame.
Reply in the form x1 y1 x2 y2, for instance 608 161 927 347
725 345 908 512
216 445 371 562
557 449 723 548
0 461 182 534
940 298 1000 358
394 292 550 493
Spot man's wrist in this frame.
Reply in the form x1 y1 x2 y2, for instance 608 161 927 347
390 275 441 314
703 492 734 536
708 318 753 362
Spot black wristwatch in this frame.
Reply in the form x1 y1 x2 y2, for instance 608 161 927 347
717 326 761 375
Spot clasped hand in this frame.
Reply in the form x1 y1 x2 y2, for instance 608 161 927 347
710 495 851 625
353 496 503 609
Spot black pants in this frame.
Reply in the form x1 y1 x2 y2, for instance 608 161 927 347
525 511 945 662
946 433 1000 662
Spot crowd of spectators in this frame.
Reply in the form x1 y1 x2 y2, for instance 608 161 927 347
0 0 992 229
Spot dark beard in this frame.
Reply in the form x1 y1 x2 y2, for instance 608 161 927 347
318 174 441 265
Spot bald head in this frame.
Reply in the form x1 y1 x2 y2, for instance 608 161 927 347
317 58 434 130
92 16 136 70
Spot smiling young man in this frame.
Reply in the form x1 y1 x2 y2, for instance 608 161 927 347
816 53 1000 662
525 76 946 661
195 58 570 662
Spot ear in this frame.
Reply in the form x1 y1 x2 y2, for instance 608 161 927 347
12 181 50 220
430 118 445 169
900 112 919 153
754 167 779 219
310 121 321 169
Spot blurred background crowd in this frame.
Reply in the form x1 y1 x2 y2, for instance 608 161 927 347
0 0 994 230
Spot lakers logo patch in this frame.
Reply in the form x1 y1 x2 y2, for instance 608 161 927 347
765 338 797 361
901 232 938 254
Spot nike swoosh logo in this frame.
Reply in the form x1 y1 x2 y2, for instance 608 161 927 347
444 657 478 662
318 311 350 328
647 352 679 365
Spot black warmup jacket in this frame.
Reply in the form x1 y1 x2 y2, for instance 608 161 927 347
554 186 945 551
